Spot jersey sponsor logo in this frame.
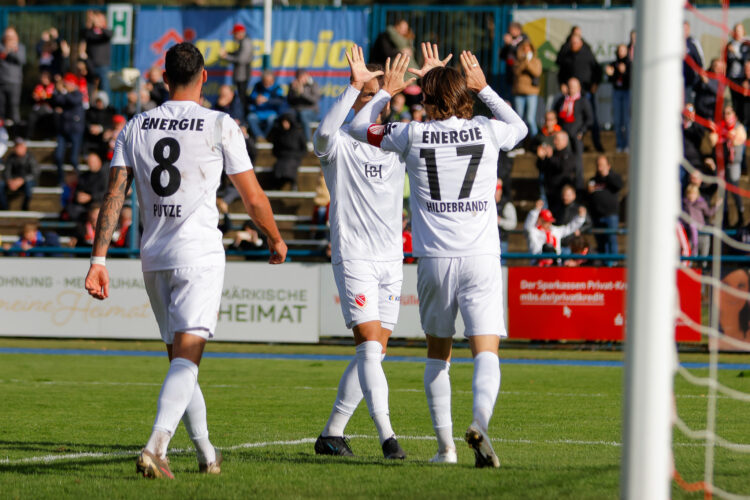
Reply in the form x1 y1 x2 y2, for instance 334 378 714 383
387 295 400 302
355 294 367 308
421 127 483 144
364 163 383 179
366 124 385 147
141 117 205 132
425 200 489 214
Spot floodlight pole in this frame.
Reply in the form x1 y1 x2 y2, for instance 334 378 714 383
622 1 683 499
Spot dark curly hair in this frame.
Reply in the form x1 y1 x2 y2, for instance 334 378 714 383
421 66 473 120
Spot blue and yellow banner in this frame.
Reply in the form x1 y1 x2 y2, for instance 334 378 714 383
135 7 370 115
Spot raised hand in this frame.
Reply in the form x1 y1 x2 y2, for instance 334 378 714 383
460 50 487 93
346 44 383 90
382 53 416 96
408 42 453 78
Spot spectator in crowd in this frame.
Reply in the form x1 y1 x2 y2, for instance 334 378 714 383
587 155 623 260
370 19 417 69
28 70 56 140
85 90 114 156
104 114 126 161
605 44 631 152
388 92 411 123
0 27 26 126
125 87 156 119
556 32 603 152
220 23 254 115
555 183 591 253
36 27 68 78
495 178 517 256
710 105 746 227
79 10 112 95
736 60 750 129
228 220 267 257
681 103 708 194
74 201 100 248
564 234 591 267
287 68 320 142
553 77 592 190
266 113 307 190
213 84 244 123
525 199 587 265
64 151 107 222
684 21 704 104
60 169 78 217
724 23 749 114
111 204 134 248
534 111 561 148
402 210 414 264
694 58 724 123
0 138 38 211
10 222 59 256
500 21 529 97
682 183 720 258
536 130 577 215
247 70 286 139
74 59 94 107
145 66 169 106
512 40 542 138
52 73 86 184
410 104 426 122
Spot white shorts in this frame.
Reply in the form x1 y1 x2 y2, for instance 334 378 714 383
143 265 225 344
332 259 403 330
417 255 507 338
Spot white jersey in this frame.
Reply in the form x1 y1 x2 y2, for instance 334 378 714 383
314 85 404 264
111 100 253 271
359 87 525 258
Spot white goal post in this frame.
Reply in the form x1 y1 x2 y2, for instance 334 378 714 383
622 0 684 499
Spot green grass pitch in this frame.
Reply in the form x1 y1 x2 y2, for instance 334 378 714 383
0 339 748 499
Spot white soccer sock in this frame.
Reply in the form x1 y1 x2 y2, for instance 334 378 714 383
356 341 394 444
181 381 216 464
146 357 199 458
472 351 501 433
322 357 363 437
424 358 454 453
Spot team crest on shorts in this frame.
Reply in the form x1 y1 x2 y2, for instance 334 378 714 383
355 294 367 308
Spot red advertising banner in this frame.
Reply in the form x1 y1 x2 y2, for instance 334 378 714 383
507 267 701 342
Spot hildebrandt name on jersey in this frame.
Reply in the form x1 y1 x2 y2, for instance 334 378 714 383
425 200 489 214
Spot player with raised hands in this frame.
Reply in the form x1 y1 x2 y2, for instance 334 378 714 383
349 49 527 467
311 44 407 460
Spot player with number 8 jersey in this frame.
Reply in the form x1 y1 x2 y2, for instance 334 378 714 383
84 42 286 479
350 47 527 467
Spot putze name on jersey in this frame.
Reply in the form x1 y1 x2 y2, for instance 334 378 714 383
422 127 482 144
141 117 205 131
154 204 182 217
364 163 383 179
425 200 489 214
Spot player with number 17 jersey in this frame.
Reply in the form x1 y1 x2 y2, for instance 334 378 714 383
355 92 524 260
112 102 251 272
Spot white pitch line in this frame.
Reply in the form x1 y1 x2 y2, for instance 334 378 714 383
1 434 708 466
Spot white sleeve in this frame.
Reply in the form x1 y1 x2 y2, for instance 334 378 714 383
313 84 360 158
524 207 540 233
553 215 585 239
110 121 132 168
347 89 409 155
498 202 517 231
478 86 528 150
220 114 253 175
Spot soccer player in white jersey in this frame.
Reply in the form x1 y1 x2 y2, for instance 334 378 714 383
349 49 527 467
84 43 287 479
311 45 446 459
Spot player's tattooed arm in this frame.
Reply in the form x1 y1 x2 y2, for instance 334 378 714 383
92 166 133 257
